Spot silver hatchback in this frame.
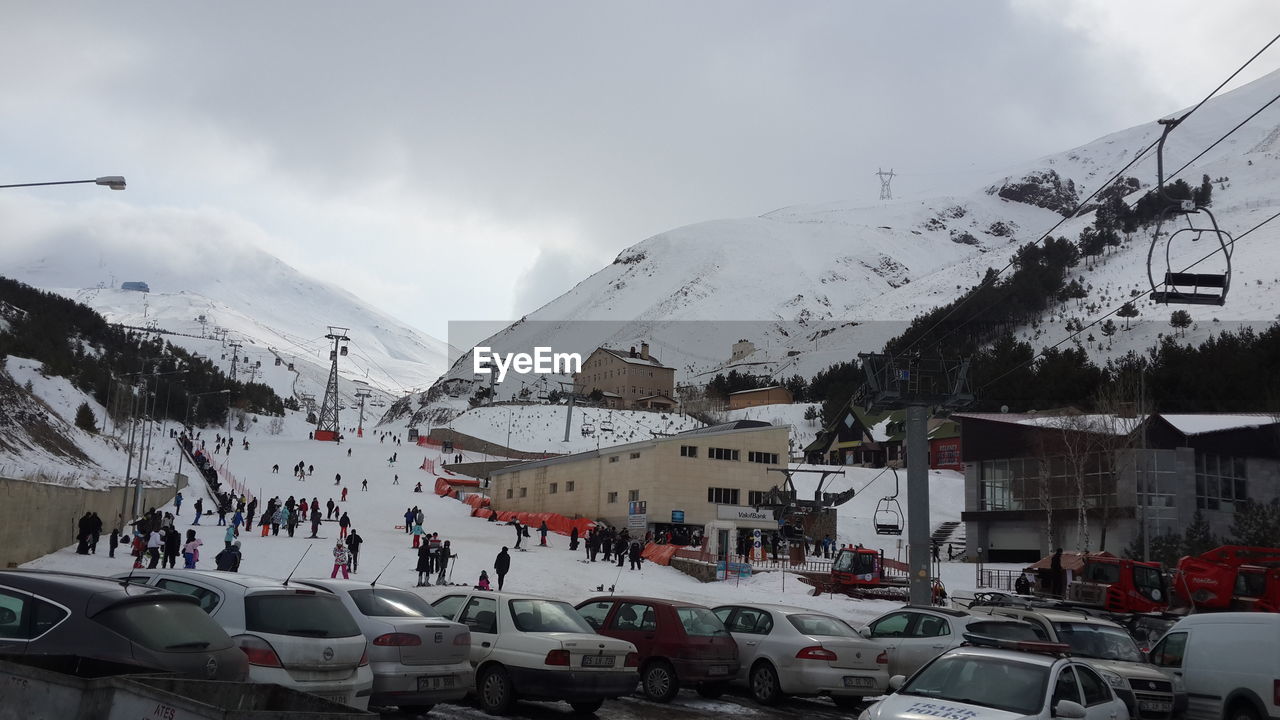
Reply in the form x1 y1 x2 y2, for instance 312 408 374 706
298 579 473 713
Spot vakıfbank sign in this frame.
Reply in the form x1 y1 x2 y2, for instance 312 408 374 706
716 505 775 527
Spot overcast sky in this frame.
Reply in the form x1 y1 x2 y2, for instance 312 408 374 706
2 1 1278 342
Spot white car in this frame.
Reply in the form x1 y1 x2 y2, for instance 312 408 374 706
860 604 1046 678
1148 612 1280 720
861 638 1131 720
297 579 473 713
429 590 639 715
713 603 889 709
118 570 374 709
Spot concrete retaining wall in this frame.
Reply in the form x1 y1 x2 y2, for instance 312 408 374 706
0 475 186 569
425 428 563 461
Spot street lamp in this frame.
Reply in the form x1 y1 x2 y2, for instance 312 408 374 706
0 176 126 190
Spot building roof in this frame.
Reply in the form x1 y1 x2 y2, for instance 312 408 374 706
636 393 675 402
1160 413 1280 436
953 412 1144 436
597 346 672 369
728 386 787 396
489 422 783 477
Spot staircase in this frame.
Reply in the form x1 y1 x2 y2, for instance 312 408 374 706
931 521 966 556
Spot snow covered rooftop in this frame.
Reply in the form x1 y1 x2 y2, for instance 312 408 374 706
1160 413 1280 436
598 347 671 369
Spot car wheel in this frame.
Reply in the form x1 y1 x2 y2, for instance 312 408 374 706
696 682 728 699
833 696 864 710
1229 702 1261 720
750 661 784 706
478 665 516 715
569 699 604 714
642 660 679 703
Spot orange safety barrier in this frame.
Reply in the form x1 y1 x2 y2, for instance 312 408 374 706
438 476 480 488
642 544 679 566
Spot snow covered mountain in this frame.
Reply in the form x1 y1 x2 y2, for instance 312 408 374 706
397 67 1280 423
1 217 452 418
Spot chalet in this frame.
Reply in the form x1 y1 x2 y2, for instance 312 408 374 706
572 343 676 410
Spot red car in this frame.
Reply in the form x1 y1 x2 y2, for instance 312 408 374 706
576 595 739 703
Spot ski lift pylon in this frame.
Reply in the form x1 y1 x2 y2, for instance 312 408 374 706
873 467 904 536
1147 117 1233 306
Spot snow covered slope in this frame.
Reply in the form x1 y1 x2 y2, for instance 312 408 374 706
398 67 1280 422
1 217 451 410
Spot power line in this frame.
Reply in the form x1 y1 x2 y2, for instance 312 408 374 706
896 32 1280 357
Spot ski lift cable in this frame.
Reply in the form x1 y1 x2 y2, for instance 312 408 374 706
917 84 1280 358
895 32 1280 358
976 203 1280 396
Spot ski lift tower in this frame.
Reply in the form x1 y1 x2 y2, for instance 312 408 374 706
314 326 350 442
354 383 372 438
858 352 972 605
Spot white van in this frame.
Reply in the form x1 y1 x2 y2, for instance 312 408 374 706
1147 612 1279 720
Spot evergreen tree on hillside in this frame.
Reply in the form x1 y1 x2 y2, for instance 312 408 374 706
1193 174 1213 207
1170 310 1192 337
74 402 97 433
1229 499 1280 547
1117 302 1139 329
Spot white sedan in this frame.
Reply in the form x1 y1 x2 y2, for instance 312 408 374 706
713 603 889 708
861 641 1130 720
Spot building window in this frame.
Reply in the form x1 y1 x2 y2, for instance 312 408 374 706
747 490 770 506
630 452 641 459
1196 453 1248 511
506 488 513 499
628 489 639 502
707 487 740 505
680 445 698 458
566 481 575 492
607 492 618 503
977 454 1116 512
549 483 558 494
609 456 619 463
709 447 740 461
519 487 528 498
748 451 779 464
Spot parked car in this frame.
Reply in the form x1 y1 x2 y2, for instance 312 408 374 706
712 602 888 708
576 595 738 703
859 604 1045 678
116 569 373 709
975 606 1179 720
0 569 248 681
296 579 473 713
429 590 639 715
860 636 1131 720
1147 612 1280 720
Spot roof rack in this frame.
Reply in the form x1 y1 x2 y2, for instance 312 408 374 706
962 632 1070 657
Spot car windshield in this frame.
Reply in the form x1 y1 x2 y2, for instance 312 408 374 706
1053 622 1143 662
788 613 858 638
96 599 233 652
245 592 361 638
676 607 729 637
509 599 595 634
349 589 442 618
901 654 1049 715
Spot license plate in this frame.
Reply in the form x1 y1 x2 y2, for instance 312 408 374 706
843 676 876 688
582 655 616 667
418 675 456 691
315 692 348 704
708 665 728 676
1139 701 1171 713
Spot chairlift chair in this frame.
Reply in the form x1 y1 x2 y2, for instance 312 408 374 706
600 419 615 433
581 421 595 437
873 468 904 536
1147 118 1234 306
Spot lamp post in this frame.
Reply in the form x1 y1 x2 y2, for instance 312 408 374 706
0 176 126 190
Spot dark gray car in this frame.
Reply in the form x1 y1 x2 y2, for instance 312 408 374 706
0 569 248 681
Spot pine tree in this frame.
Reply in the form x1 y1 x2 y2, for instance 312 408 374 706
803 406 819 425
74 402 97 433
1170 310 1192 337
1117 302 1139 330
1229 499 1280 547
1100 319 1117 338
1182 510 1216 556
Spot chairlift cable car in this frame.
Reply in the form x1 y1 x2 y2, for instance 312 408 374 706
1147 117 1234 306
600 413 615 433
873 467 904 536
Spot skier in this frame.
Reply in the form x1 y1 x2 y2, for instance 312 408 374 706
416 540 433 586
309 511 322 538
335 472 342 486
338 512 351 539
629 539 643 570
427 533 442 574
494 546 511 591
327 498 336 519
345 529 363 573
361 479 368 491
436 540 455 585
538 521 548 547
403 508 414 534
193 498 203 525
513 521 523 550
341 486 348 502
174 491 183 516
331 541 351 579
570 526 579 551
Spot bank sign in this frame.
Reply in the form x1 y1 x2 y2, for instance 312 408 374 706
715 505 775 526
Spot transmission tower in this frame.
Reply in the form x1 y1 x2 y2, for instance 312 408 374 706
228 341 242 382
314 327 350 442
876 167 896 200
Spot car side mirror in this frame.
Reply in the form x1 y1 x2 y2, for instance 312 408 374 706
858 627 872 639
888 675 906 692
1055 700 1087 719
